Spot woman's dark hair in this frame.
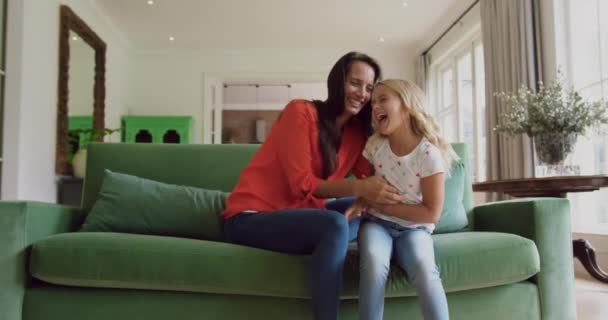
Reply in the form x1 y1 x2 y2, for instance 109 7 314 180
312 52 382 178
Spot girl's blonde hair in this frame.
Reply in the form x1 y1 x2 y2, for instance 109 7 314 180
369 79 459 173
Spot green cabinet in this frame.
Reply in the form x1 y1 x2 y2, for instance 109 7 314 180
122 116 192 144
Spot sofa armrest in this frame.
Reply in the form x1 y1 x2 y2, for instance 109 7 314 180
473 198 576 320
0 201 84 320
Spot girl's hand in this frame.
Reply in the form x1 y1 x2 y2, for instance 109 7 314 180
355 175 402 205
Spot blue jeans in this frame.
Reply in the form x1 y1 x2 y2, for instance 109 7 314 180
223 197 359 320
359 215 449 320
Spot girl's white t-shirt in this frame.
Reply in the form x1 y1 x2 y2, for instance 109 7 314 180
362 137 445 231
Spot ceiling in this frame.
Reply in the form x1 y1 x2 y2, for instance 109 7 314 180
92 0 471 51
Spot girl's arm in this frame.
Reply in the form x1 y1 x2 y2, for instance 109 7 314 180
371 172 445 223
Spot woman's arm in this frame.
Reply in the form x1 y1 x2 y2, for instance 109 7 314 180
274 102 325 199
314 169 401 204
275 101 400 204
370 173 445 223
274 103 399 205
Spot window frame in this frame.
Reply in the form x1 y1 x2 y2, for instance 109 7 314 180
429 30 486 182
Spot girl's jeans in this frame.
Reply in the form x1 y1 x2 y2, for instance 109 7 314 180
358 214 449 320
223 197 359 320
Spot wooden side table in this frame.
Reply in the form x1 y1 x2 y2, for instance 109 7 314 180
473 175 608 283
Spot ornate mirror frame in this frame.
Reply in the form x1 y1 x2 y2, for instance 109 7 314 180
56 5 106 175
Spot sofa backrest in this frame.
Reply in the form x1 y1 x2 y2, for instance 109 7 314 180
451 143 474 226
83 142 474 224
83 143 259 214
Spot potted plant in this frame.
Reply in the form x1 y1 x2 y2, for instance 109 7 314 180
68 128 121 178
494 74 608 176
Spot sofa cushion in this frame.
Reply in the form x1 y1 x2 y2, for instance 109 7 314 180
435 159 468 233
80 170 228 241
30 231 539 299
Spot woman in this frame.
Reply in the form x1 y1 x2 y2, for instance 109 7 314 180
222 52 402 320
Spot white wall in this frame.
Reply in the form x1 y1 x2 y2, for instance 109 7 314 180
125 47 417 143
1 0 129 201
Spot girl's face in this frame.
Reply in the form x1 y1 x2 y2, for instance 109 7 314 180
342 61 375 117
371 85 409 136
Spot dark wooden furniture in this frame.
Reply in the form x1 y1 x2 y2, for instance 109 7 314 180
474 175 608 283
57 176 83 207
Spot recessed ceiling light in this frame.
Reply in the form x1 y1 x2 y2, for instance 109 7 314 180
147 0 154 5
72 36 78 41
402 2 408 7
379 37 385 42
169 36 175 42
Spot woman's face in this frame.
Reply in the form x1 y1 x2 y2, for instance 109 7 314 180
371 85 409 136
342 61 375 117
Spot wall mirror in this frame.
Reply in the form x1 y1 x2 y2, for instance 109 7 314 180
56 5 106 175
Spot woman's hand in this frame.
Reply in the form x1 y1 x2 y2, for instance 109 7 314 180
345 202 363 221
354 175 402 205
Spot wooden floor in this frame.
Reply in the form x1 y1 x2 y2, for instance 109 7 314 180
575 271 608 319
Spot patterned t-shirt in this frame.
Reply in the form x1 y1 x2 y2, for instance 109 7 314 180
362 136 445 231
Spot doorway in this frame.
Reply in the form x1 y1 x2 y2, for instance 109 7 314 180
202 73 327 145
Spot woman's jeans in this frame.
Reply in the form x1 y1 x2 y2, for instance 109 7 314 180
359 215 449 320
223 197 359 320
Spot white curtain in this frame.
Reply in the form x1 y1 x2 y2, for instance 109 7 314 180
481 0 541 188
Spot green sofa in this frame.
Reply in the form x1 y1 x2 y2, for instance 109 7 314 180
1 143 576 320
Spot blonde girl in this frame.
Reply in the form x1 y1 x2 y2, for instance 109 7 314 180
346 79 457 320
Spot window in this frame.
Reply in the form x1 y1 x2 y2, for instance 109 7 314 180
438 67 457 141
430 35 486 182
474 44 487 182
561 0 608 234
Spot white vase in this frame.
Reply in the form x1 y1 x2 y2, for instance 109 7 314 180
72 149 87 178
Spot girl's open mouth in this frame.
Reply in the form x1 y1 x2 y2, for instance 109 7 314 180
376 112 388 130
